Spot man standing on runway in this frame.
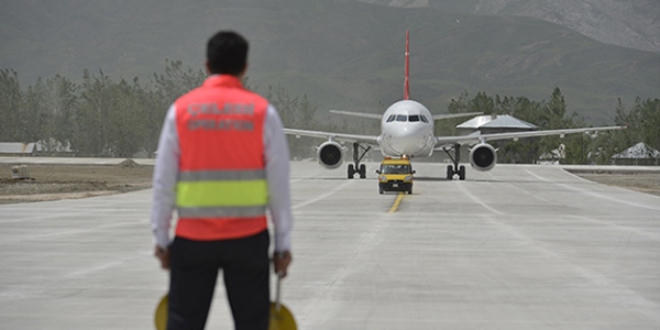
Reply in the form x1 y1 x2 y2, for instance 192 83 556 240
150 30 293 330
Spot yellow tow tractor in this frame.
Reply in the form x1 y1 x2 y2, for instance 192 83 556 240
375 157 415 194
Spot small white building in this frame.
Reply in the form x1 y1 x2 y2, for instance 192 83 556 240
33 139 75 156
538 144 566 165
612 142 660 166
0 142 36 156
456 114 537 136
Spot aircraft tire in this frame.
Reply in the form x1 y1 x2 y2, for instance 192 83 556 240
348 164 355 179
459 165 466 180
359 164 366 179
446 165 453 180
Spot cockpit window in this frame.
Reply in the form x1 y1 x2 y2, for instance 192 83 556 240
386 114 396 122
409 115 420 122
420 115 429 123
396 114 407 122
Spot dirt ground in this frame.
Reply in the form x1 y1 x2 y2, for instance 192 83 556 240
1 162 659 204
565 169 660 197
0 160 153 204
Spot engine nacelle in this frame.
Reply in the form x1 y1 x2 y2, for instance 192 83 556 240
470 143 497 172
317 141 343 169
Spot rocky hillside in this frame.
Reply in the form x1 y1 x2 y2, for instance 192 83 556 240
360 0 660 54
1 0 658 123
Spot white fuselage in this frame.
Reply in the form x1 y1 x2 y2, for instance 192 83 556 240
376 100 436 158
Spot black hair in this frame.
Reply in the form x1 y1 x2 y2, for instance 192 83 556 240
206 31 248 75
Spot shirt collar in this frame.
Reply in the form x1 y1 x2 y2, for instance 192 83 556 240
203 74 244 89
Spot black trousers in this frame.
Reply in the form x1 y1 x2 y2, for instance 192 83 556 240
167 230 270 330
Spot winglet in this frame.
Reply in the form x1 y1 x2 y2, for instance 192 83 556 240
404 30 410 100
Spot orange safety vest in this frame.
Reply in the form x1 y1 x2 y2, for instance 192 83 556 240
174 74 269 241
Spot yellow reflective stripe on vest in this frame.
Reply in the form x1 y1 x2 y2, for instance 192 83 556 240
176 180 268 207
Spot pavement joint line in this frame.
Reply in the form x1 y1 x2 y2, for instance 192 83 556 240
569 214 660 241
477 213 660 317
457 181 505 215
292 180 353 210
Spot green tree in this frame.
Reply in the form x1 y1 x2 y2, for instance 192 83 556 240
440 91 472 136
73 70 115 156
0 69 23 141
22 75 79 152
597 97 660 164
443 89 599 164
136 84 164 157
146 60 206 157
508 96 542 125
153 59 206 107
639 98 660 151
264 85 321 159
537 88 582 163
103 78 147 157
492 95 544 163
49 75 79 152
539 87 574 129
469 91 494 115
21 78 48 143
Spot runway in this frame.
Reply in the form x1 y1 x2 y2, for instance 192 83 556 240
0 161 659 329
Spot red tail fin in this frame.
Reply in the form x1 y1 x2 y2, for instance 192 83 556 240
404 30 410 100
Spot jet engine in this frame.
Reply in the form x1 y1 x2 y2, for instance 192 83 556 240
470 143 497 172
317 141 343 169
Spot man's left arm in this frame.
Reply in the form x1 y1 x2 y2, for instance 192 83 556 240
264 104 294 276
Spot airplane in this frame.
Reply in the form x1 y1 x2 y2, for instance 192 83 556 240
283 31 625 180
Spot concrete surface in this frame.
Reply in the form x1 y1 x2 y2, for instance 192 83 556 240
0 161 659 329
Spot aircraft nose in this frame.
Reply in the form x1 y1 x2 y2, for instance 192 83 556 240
386 124 428 155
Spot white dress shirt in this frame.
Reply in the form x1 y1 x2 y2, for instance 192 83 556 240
150 103 293 252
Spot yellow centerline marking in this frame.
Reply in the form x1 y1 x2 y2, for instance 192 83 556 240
387 192 405 213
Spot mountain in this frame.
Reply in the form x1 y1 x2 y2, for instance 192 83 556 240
1 0 658 123
359 0 660 54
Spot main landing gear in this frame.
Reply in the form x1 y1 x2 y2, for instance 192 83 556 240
348 142 371 179
443 143 466 181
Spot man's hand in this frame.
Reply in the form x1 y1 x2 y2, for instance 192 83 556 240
154 246 170 270
273 251 292 278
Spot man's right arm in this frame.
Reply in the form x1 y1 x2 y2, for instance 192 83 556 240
151 105 180 252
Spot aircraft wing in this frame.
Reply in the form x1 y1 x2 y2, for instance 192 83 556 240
330 110 484 121
431 112 483 121
434 125 625 148
284 128 379 145
328 110 383 120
